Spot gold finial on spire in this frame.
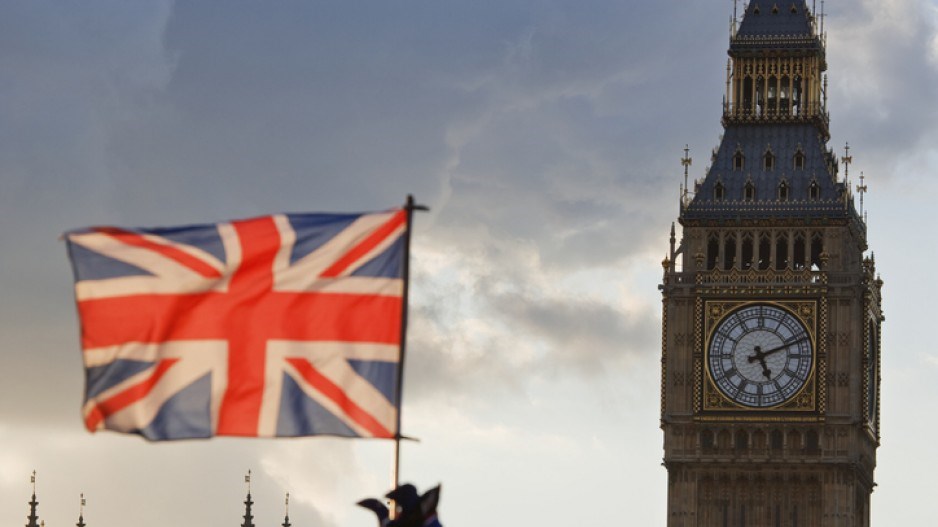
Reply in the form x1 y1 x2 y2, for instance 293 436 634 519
245 469 252 493
31 470 36 493
285 492 290 514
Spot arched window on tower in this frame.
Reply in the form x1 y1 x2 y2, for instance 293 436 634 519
741 233 754 270
764 150 776 171
723 234 737 271
756 77 765 115
734 151 745 171
792 74 803 114
768 76 778 113
775 233 789 270
793 233 806 270
806 430 820 454
778 180 789 201
809 180 820 201
752 429 766 450
794 150 806 170
735 429 748 452
744 181 756 202
758 233 772 270
714 181 726 201
810 232 823 270
717 430 732 451
770 429 783 451
743 76 754 114
780 76 791 114
707 234 720 270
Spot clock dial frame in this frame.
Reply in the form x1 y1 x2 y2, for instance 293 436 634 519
702 300 817 412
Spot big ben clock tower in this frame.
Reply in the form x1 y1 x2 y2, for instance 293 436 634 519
660 2 883 526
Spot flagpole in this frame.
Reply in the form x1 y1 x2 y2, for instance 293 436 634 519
392 194 428 495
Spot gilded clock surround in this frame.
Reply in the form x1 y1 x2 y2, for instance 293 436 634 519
700 299 820 412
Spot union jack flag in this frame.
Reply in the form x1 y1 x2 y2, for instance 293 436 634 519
64 209 407 440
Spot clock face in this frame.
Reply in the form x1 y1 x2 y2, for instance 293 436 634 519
708 304 813 408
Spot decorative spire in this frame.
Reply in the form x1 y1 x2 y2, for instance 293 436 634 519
241 471 255 527
819 0 826 37
26 471 40 527
77 494 87 527
842 142 853 187
281 492 292 527
857 172 868 221
681 145 693 205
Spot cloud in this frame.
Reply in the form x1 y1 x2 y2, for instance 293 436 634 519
922 352 938 368
260 442 373 527
828 0 938 180
402 229 661 407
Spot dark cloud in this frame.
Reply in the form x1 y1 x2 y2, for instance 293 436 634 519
828 0 938 181
488 290 659 374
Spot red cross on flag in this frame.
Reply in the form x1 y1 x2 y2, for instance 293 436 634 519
64 207 411 440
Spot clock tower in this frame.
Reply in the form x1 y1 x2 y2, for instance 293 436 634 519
660 2 883 526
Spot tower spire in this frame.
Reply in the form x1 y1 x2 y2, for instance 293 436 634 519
241 471 255 527
26 471 40 527
681 145 693 206
843 142 853 186
281 492 292 527
857 171 868 222
77 494 87 527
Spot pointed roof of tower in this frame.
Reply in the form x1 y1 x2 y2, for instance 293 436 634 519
681 124 853 221
26 471 40 527
732 1 822 52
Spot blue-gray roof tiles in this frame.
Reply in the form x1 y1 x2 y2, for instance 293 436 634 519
731 1 821 52
681 124 857 222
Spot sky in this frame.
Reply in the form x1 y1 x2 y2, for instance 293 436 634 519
1 0 937 525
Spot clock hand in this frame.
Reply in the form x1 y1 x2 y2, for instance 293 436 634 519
747 336 809 378
758 336 810 357
747 346 772 378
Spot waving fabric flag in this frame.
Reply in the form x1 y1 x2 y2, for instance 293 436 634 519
64 209 407 441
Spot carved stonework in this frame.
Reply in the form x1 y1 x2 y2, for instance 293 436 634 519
660 3 881 525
